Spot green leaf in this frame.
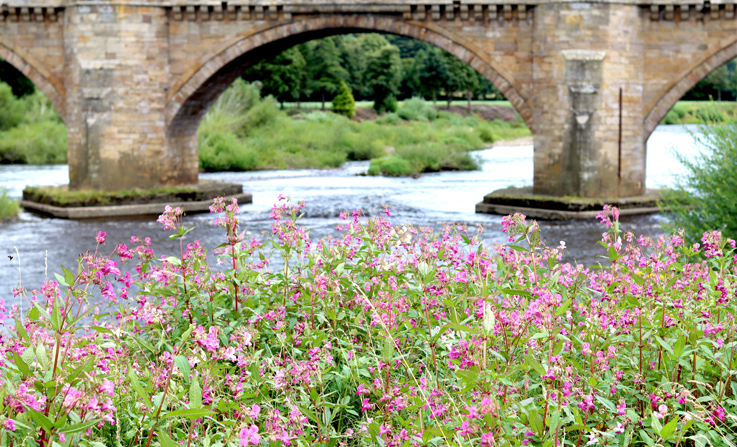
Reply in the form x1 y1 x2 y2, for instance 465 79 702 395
163 408 216 420
524 354 546 376
529 409 544 436
158 430 179 447
36 343 49 371
15 319 28 340
27 409 54 431
175 355 191 381
50 297 62 332
60 420 98 434
128 369 152 408
651 415 663 434
11 351 32 377
382 337 393 362
62 265 75 288
660 417 678 440
189 378 202 409
54 272 68 288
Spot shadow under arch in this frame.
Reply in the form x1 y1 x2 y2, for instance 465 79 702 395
165 16 533 138
644 35 737 139
0 40 66 122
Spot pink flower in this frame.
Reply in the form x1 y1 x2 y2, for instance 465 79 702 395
248 404 260 419
239 425 260 446
96 231 106 244
4 419 15 432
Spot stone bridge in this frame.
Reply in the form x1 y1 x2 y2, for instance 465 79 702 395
4 0 737 197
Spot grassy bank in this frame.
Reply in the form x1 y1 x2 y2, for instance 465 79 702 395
0 187 19 220
662 100 737 124
0 83 66 164
200 81 530 176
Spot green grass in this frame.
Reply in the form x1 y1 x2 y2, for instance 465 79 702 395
280 99 514 109
0 85 67 164
23 184 200 207
661 101 737 125
0 187 19 220
200 81 530 176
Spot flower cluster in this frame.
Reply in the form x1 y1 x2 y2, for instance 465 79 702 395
3 200 737 447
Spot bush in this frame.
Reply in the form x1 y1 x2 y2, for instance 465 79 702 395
374 94 398 114
331 81 356 118
0 187 19 220
0 82 24 131
662 119 737 241
0 121 67 164
478 124 496 143
3 200 737 447
375 112 400 125
368 155 414 176
397 97 437 122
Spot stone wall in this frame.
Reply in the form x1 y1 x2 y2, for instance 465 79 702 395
1 0 737 195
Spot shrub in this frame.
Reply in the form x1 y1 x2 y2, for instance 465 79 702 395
0 187 19 220
478 124 496 143
368 155 414 176
374 94 398 114
0 121 67 164
0 82 23 131
331 81 356 118
305 111 349 123
661 118 737 241
375 112 400 125
3 200 737 447
397 97 437 122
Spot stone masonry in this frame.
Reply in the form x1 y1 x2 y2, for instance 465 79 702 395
3 0 737 196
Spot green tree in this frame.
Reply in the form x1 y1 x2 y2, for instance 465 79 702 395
0 59 35 98
413 48 448 107
303 37 349 110
364 44 403 114
661 116 737 240
0 82 23 130
243 47 306 107
331 81 356 117
442 52 480 110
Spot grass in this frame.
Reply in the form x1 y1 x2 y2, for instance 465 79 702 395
661 100 737 124
279 99 514 109
200 81 531 176
0 187 19 220
23 184 200 207
0 85 67 164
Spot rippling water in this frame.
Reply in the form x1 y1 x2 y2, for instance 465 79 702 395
0 125 701 307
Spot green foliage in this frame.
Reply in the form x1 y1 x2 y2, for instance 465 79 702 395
0 58 35 98
368 155 413 176
242 47 306 104
0 85 66 164
331 81 356 117
364 45 403 114
412 48 448 105
0 187 19 220
397 97 437 121
661 117 737 241
303 37 349 108
197 81 515 174
661 101 736 125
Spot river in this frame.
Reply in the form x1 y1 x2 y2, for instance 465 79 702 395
0 125 701 308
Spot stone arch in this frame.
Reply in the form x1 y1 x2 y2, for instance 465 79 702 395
644 35 737 139
165 16 533 138
0 39 65 122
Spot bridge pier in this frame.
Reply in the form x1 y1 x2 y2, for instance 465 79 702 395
531 3 647 198
6 0 723 197
65 4 197 190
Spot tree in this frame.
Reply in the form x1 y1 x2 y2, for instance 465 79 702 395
442 52 480 110
303 37 349 110
332 81 356 117
412 48 448 107
243 47 306 107
0 59 35 98
661 117 737 241
364 44 403 114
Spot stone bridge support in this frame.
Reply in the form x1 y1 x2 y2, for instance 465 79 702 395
2 0 737 197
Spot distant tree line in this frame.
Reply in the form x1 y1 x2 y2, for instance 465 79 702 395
241 34 501 112
681 58 737 101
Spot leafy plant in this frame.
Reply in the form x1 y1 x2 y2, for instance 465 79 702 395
331 81 356 118
0 186 19 220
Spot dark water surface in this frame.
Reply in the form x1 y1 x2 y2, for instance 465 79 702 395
0 125 699 309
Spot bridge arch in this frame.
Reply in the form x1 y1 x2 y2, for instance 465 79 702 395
644 35 737 139
165 15 533 138
0 39 65 122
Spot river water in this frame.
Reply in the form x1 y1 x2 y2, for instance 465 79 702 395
0 125 701 308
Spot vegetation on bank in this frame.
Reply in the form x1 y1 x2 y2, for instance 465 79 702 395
661 101 737 124
0 187 19 220
3 199 737 446
0 83 66 164
23 184 207 207
661 117 737 241
199 80 529 176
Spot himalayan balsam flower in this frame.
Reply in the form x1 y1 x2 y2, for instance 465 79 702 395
96 231 106 244
239 425 260 446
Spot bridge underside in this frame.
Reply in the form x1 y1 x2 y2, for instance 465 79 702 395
4 0 737 197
